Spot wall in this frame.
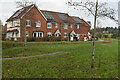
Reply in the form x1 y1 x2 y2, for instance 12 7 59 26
20 5 47 41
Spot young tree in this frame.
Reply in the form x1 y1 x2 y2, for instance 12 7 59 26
16 0 34 47
0 19 3 35
67 0 116 68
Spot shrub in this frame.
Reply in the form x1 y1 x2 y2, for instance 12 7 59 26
104 35 108 38
27 37 36 42
96 33 102 38
111 34 117 39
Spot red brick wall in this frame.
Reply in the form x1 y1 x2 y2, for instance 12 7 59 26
18 5 91 41
20 6 47 41
46 23 90 41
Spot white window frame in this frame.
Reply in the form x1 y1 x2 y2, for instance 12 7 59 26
55 23 58 28
70 24 72 28
77 25 79 29
47 32 52 37
47 22 52 28
26 31 29 37
64 23 68 29
36 21 41 27
6 33 10 38
33 32 43 38
64 33 67 38
26 20 31 27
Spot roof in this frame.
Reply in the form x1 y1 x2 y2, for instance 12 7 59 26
40 10 90 26
33 28 44 32
6 4 35 22
7 29 18 32
40 10 86 24
6 4 90 27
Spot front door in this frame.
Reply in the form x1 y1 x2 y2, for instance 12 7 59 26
14 32 17 41
70 35 73 41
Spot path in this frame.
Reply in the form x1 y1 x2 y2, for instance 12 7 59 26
0 52 68 61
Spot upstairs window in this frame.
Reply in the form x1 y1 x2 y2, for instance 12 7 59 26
47 23 52 28
26 20 31 27
64 23 68 29
77 25 79 29
36 21 41 27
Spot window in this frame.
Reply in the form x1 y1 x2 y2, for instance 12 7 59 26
77 25 79 29
36 21 41 27
33 32 43 38
6 33 10 38
64 33 67 38
26 31 29 37
64 23 68 29
47 32 52 37
70 24 72 28
55 23 57 28
26 20 31 26
47 23 52 28
38 33 42 37
33 33 36 37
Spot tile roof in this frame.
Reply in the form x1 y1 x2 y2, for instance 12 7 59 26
6 4 90 27
40 10 90 26
6 4 34 22
41 10 77 24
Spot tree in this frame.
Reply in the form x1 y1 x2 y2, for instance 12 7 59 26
0 19 2 39
0 19 2 26
67 0 116 68
16 0 34 47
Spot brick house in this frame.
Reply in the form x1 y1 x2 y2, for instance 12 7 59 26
5 4 91 41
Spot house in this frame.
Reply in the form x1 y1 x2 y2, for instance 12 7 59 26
5 4 90 41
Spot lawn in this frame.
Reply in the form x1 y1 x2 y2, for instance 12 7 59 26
2 39 118 78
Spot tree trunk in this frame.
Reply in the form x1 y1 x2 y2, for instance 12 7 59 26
91 0 98 69
24 4 27 47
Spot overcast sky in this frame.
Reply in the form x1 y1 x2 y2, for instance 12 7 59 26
0 0 119 28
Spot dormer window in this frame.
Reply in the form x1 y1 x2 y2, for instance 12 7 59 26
26 20 31 27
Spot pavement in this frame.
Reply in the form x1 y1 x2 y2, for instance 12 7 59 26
0 52 68 61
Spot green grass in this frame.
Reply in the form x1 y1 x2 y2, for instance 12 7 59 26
2 39 118 78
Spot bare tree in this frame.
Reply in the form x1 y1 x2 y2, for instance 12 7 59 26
0 19 3 33
16 0 34 47
67 0 116 68
0 19 2 26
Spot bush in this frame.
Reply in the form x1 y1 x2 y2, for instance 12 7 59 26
96 33 102 38
104 35 108 38
27 36 62 42
27 37 36 42
111 34 117 39
43 36 62 41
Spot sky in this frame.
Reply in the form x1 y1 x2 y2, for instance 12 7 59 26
0 0 119 28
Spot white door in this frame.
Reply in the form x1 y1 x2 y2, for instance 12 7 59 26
14 32 17 41
70 35 73 41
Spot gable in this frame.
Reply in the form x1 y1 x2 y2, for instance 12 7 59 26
6 4 35 22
